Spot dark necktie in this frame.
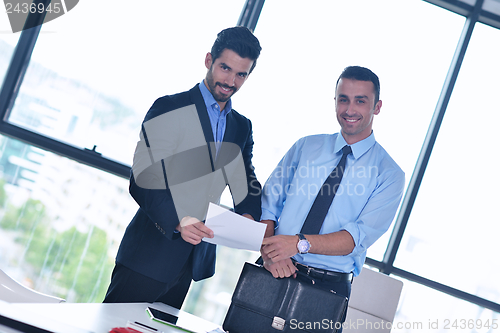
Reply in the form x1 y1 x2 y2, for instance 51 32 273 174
300 145 352 235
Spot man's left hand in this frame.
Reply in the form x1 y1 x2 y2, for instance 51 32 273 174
261 235 298 262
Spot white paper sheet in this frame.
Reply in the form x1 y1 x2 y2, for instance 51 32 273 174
203 203 266 251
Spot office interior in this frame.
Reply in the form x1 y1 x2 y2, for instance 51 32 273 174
0 0 499 331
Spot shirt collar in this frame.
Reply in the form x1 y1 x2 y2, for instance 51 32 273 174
334 132 376 159
199 80 232 116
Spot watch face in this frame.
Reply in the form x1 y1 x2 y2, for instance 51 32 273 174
298 240 310 253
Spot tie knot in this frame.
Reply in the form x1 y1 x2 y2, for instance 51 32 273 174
342 145 352 156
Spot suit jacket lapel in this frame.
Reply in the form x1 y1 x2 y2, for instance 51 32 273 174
216 111 241 170
222 111 236 145
189 84 216 170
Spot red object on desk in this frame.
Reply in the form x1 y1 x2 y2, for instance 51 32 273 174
109 327 142 333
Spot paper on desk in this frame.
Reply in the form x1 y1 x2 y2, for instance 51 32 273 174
203 203 266 251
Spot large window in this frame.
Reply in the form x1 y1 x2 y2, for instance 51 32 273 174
5 0 245 165
394 21 500 304
0 135 137 302
0 10 20 87
392 277 498 332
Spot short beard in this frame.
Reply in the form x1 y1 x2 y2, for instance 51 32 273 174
206 68 236 103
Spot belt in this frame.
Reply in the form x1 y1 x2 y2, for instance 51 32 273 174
294 261 353 283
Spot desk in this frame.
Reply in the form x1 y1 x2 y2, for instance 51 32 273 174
0 301 221 333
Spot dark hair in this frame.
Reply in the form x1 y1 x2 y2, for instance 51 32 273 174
336 66 380 105
210 26 262 74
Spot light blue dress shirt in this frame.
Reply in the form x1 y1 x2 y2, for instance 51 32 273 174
261 132 405 276
199 80 232 158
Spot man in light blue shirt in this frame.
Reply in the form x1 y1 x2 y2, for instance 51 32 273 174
260 66 405 320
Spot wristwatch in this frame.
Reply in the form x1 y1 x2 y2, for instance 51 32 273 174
296 233 311 254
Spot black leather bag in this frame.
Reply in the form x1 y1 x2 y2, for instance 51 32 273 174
222 262 348 333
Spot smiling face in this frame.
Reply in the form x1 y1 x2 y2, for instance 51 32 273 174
204 48 254 110
335 78 382 144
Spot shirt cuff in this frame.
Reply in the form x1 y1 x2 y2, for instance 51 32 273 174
340 222 364 256
260 211 279 227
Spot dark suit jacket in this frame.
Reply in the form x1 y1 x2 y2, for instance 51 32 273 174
116 84 262 283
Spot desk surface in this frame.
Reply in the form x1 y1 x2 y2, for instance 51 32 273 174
0 301 221 333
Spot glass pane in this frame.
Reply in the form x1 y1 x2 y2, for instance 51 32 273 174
235 0 463 261
394 23 500 304
483 0 500 16
184 247 260 324
392 276 499 333
0 16 20 85
0 134 138 302
459 0 476 6
6 0 245 165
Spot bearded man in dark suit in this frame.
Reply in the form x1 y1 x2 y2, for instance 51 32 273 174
103 26 262 309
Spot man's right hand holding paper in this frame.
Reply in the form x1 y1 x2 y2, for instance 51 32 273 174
177 216 214 245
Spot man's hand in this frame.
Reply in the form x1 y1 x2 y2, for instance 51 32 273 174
176 216 213 245
261 235 298 262
262 255 297 278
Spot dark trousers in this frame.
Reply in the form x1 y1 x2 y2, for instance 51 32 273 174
295 271 352 333
103 255 193 309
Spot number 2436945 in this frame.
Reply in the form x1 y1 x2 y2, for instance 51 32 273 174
443 319 498 330
5 2 62 14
